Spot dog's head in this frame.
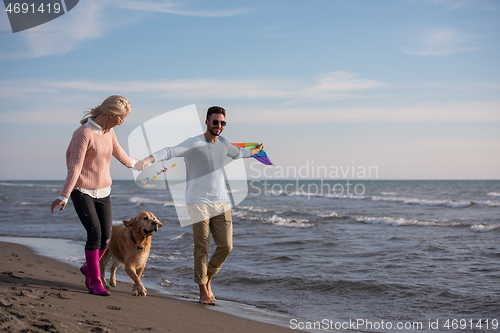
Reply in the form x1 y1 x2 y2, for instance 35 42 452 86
124 211 163 237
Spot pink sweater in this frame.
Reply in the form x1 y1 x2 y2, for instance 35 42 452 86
60 125 132 199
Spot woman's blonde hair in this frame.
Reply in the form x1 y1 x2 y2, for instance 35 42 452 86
81 95 131 125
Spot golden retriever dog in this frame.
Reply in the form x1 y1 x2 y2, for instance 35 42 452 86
100 211 163 296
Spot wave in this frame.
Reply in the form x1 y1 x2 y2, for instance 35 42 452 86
170 232 189 240
129 197 174 206
0 182 60 188
482 200 500 207
147 249 191 261
20 202 44 206
228 189 247 194
355 216 461 227
225 275 407 297
237 206 277 214
282 189 488 209
487 192 500 197
259 189 367 200
153 250 191 261
327 194 367 200
265 214 314 228
0 182 35 187
287 191 324 197
157 276 172 287
231 210 248 219
357 216 499 232
404 198 473 208
372 196 406 203
257 187 482 209
318 212 343 219
470 224 500 232
66 256 85 264
372 196 473 208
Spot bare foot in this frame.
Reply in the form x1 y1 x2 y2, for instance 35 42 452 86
206 271 216 301
207 282 216 302
199 284 215 305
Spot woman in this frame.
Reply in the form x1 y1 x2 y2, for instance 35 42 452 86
51 95 138 296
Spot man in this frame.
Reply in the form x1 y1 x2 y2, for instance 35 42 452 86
137 106 262 304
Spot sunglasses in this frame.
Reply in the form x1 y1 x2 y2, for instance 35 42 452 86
212 120 226 126
116 115 124 125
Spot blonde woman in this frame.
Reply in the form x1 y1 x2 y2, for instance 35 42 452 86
51 95 138 296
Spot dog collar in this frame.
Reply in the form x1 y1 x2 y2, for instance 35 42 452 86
130 230 144 250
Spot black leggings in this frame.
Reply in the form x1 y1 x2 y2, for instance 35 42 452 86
70 189 112 251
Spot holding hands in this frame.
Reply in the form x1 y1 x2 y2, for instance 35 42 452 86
134 155 154 171
53 156 153 214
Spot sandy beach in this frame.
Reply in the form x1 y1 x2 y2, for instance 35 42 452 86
0 241 301 333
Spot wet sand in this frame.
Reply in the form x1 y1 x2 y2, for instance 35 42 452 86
0 241 300 333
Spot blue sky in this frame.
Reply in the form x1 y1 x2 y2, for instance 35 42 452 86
0 0 499 180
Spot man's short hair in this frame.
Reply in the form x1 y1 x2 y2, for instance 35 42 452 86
206 106 226 120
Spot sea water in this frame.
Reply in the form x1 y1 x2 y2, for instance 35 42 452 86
1 179 499 332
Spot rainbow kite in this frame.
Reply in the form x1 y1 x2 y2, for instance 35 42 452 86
232 143 274 166
142 163 177 184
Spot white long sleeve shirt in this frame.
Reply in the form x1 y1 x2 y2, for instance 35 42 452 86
152 134 251 204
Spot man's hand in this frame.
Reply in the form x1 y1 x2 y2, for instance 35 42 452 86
251 144 264 156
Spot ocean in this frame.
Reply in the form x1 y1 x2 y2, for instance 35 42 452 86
1 179 499 332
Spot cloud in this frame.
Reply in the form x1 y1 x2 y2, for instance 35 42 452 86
2 75 499 124
0 0 248 59
409 0 500 11
417 140 500 148
1 109 80 124
43 71 385 101
294 72 386 102
2 97 500 125
47 78 292 99
0 80 56 97
412 0 472 9
0 71 387 124
115 0 249 17
404 27 482 56
0 0 111 59
230 101 500 124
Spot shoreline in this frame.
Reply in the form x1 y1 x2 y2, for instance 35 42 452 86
0 237 312 333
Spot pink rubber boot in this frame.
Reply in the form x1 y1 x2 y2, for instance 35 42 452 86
84 250 110 296
80 249 107 290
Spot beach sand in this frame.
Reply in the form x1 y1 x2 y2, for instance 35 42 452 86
0 241 300 333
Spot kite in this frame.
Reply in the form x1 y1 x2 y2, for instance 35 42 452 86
142 163 177 184
232 143 274 166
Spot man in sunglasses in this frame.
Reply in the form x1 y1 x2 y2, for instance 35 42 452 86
136 106 262 305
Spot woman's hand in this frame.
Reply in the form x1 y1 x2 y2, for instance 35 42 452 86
51 199 66 213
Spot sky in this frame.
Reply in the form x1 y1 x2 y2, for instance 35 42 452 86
0 0 499 180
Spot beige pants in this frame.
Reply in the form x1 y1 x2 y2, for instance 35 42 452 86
188 202 233 285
